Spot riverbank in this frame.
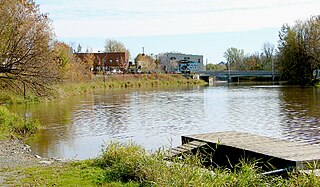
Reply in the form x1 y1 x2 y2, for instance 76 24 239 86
0 74 206 105
58 74 206 97
1 141 320 186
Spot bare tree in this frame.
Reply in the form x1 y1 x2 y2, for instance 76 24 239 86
261 42 275 70
104 39 131 60
262 42 275 59
0 0 60 96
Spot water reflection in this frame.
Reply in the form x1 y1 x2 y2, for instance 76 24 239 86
8 85 320 159
279 87 320 144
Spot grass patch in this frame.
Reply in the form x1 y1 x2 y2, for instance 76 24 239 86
93 142 320 186
4 160 140 186
4 142 320 186
0 91 41 105
0 106 40 139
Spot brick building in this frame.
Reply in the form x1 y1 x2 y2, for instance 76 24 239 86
75 52 129 72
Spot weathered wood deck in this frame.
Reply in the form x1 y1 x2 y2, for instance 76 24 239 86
177 131 320 170
165 140 208 159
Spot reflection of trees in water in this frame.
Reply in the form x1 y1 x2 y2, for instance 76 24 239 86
8 94 88 157
279 87 320 144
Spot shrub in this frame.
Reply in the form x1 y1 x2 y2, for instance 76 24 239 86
0 106 40 139
94 142 320 186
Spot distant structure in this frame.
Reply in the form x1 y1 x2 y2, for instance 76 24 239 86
158 53 204 73
74 52 129 72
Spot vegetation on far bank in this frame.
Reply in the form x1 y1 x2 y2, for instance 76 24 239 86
4 142 320 186
58 74 206 96
0 74 206 105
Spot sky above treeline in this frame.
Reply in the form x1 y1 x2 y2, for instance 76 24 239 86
37 0 320 63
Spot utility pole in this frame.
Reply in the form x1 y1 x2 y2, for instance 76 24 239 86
271 56 274 84
206 58 208 70
228 61 231 83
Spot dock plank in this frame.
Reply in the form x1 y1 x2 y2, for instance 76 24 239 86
181 131 320 169
166 140 208 159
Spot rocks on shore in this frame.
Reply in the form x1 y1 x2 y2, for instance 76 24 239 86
0 139 71 169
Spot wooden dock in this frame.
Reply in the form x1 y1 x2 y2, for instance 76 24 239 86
170 131 320 170
165 140 208 159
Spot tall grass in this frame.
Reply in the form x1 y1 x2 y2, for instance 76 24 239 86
57 74 206 97
0 106 40 139
0 91 40 105
93 142 320 186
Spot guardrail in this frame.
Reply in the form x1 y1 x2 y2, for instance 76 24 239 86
196 70 280 78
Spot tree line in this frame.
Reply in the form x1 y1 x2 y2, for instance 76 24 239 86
223 15 320 85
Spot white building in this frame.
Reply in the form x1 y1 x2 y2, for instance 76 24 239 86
158 53 204 73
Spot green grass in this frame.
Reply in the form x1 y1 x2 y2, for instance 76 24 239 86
4 142 320 186
0 106 40 139
92 142 320 187
0 90 41 105
4 160 140 186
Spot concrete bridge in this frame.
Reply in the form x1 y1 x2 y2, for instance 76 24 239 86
195 70 280 82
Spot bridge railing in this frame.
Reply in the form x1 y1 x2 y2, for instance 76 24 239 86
195 70 280 78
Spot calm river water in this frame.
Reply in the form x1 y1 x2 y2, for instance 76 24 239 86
9 84 320 159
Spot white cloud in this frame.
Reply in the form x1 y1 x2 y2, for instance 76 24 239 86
38 0 320 37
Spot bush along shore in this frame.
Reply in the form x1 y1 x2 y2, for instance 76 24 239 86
2 142 320 186
0 106 40 140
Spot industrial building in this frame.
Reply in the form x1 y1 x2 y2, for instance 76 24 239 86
158 53 204 73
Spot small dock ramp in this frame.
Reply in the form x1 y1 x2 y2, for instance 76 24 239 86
181 131 320 170
166 140 208 160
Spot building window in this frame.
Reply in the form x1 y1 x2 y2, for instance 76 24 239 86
198 59 201 63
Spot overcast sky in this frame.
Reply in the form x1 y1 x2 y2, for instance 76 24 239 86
38 0 320 63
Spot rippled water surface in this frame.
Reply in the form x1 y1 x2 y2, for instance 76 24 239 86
9 84 320 159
